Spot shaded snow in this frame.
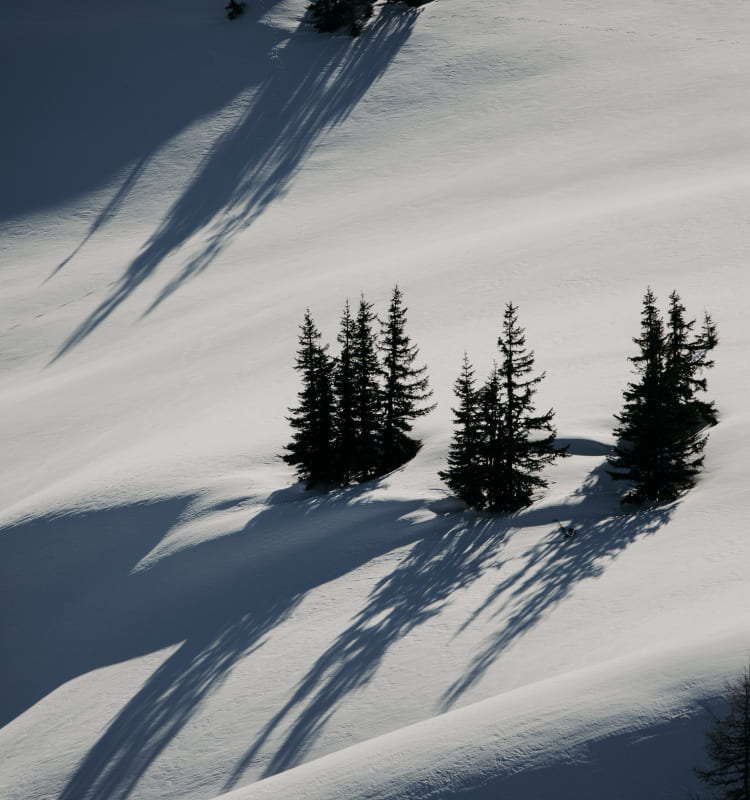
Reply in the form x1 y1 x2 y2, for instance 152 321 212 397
2 1 750 798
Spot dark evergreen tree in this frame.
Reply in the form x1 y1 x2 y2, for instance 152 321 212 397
608 289 717 504
439 353 485 509
379 285 435 472
308 0 373 36
333 299 358 485
441 303 566 512
283 310 337 487
666 291 718 430
484 302 567 512
608 288 671 503
477 361 502 511
695 661 750 800
225 0 246 19
351 295 383 481
695 309 720 425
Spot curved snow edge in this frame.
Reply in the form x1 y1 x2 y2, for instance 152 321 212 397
216 624 749 800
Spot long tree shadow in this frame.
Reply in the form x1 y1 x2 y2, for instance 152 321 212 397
2 448 670 798
53 6 420 361
224 514 505 788
57 612 290 800
46 156 151 282
0 481 456 800
441 463 676 709
2 0 288 224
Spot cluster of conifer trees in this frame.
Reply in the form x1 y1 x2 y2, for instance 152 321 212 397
607 288 718 503
307 0 426 37
440 302 568 511
307 0 375 36
285 288 718 512
283 286 435 487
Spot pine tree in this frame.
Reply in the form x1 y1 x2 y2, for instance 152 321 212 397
379 285 435 473
308 0 373 36
440 303 566 512
485 302 567 512
283 310 337 487
477 361 502 510
608 289 717 504
351 295 382 481
332 299 358 485
666 292 718 430
439 354 485 509
225 0 246 19
695 661 750 800
609 288 671 502
660 290 711 492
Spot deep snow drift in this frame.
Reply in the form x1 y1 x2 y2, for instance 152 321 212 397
2 1 750 798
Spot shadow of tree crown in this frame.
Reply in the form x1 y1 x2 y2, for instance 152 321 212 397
2 446 673 798
53 6 421 362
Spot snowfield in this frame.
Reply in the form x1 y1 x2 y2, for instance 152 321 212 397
2 0 750 798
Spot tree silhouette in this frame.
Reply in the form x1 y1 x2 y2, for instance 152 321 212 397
608 289 717 503
441 303 567 512
333 299 358 485
695 660 750 800
379 285 435 473
351 295 383 481
484 302 567 511
283 310 337 487
439 353 484 509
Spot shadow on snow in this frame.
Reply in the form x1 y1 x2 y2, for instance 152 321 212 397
440 461 675 709
3 0 288 224
0 446 673 797
51 7 420 362
223 511 502 788
223 446 673 784
0 482 438 800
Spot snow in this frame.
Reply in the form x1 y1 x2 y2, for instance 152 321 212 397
2 0 750 798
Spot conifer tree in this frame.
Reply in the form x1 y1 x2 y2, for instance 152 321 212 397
441 303 566 512
439 354 485 509
608 288 670 502
695 660 750 800
379 285 436 472
308 0 373 36
485 302 567 512
351 295 382 481
665 291 718 430
608 289 717 503
695 310 720 425
478 361 503 510
283 310 337 487
332 299 358 485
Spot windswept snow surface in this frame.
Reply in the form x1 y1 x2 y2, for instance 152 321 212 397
2 1 750 798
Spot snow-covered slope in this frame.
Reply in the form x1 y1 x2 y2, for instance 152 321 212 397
2 1 750 798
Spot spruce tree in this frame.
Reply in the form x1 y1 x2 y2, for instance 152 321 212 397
283 310 337 487
608 289 717 504
478 361 503 511
379 285 435 472
441 303 566 512
351 295 382 481
695 661 750 800
332 299 358 485
308 0 373 35
609 288 670 503
485 302 567 512
439 354 485 509
694 310 720 426
665 291 718 430
225 0 246 19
